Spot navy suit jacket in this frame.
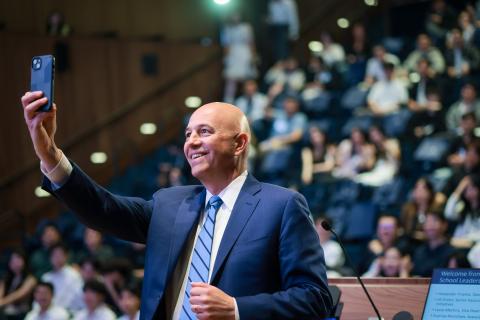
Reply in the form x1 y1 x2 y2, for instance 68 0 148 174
42 163 332 319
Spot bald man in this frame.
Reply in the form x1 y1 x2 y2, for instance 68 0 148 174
22 92 332 320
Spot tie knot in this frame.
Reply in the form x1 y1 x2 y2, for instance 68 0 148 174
208 195 223 211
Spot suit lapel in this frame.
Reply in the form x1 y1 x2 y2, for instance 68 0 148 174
210 175 261 283
166 188 206 277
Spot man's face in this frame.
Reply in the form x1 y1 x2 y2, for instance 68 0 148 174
377 217 397 245
120 290 140 315
424 214 446 240
84 290 103 311
42 226 60 248
34 286 53 310
50 248 67 270
183 106 238 182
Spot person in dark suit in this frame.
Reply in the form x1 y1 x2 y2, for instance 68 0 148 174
21 91 332 320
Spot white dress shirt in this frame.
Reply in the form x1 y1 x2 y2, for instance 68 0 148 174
73 304 116 320
41 265 84 312
25 304 70 320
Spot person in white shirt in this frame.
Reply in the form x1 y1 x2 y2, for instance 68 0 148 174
25 281 70 320
117 282 141 320
41 243 84 312
314 217 344 277
74 280 116 320
367 62 408 116
234 80 269 123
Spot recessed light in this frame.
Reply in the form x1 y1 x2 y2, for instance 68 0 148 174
185 96 202 109
90 152 108 164
140 123 157 135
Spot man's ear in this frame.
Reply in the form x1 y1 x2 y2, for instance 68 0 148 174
234 132 249 154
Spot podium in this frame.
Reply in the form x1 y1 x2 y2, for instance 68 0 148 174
328 277 431 320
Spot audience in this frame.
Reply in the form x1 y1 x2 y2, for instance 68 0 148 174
73 280 116 320
446 82 480 132
234 79 269 123
367 62 408 116
333 127 375 179
404 33 445 76
74 228 114 266
0 249 36 320
400 177 445 241
24 282 69 320
30 223 62 279
301 125 336 185
363 246 411 278
41 244 84 312
221 13 257 103
411 211 455 277
444 174 480 242
5 3 480 306
117 282 141 320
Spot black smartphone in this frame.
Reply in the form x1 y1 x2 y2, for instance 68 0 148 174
30 55 55 112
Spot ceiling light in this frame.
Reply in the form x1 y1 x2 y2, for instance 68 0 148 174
90 152 108 164
140 123 157 135
185 96 202 109
337 18 350 29
308 41 324 53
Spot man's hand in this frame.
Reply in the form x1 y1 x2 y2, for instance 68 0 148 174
21 91 62 171
189 282 236 320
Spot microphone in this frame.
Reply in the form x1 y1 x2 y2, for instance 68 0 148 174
321 220 383 320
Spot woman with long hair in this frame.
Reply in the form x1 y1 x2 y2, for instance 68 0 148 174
0 249 37 320
445 174 480 242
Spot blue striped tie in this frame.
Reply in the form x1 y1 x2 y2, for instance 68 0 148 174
180 195 223 320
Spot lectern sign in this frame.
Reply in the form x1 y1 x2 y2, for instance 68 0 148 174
422 268 480 319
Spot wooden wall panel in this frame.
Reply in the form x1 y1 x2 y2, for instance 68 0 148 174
0 33 222 225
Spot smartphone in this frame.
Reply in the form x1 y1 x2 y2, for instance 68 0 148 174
30 55 55 112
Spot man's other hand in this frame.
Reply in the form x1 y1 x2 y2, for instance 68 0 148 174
190 282 236 320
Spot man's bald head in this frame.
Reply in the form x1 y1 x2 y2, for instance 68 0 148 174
184 102 251 193
191 102 250 137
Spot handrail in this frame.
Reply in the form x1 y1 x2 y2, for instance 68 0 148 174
0 47 222 189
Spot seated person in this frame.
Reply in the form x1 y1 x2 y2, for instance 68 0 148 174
79 257 102 283
73 280 116 320
411 211 455 277
102 258 133 314
367 62 408 116
355 125 400 186
363 246 411 278
407 58 443 137
333 127 376 179
74 228 114 266
259 96 307 185
400 177 445 241
234 79 269 123
117 282 141 320
403 33 445 75
445 82 480 132
364 44 400 87
444 174 480 242
0 249 37 319
29 223 62 278
264 57 306 94
447 112 479 168
41 243 84 312
360 215 411 274
25 281 69 320
445 28 480 80
301 126 336 185
442 140 480 197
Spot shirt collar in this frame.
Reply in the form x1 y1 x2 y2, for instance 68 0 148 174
205 171 248 212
